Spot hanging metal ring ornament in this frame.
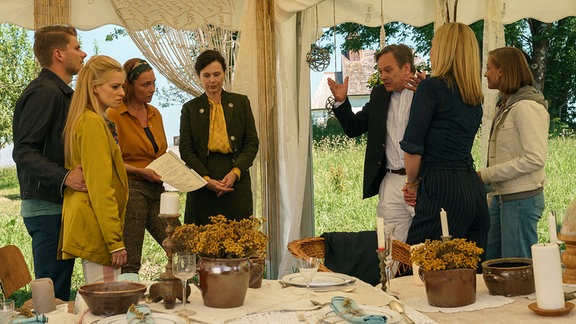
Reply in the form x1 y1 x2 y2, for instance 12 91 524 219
325 95 336 111
306 44 331 72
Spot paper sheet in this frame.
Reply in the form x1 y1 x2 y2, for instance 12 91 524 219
146 151 207 192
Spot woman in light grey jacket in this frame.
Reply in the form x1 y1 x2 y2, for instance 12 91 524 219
479 46 549 259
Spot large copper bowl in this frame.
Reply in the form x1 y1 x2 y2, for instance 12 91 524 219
78 281 146 316
482 258 535 297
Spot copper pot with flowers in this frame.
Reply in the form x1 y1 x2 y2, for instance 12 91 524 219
172 215 268 308
411 238 484 307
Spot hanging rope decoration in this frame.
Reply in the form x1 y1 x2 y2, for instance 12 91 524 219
445 0 459 23
379 0 386 49
306 6 331 72
446 0 459 22
325 0 338 111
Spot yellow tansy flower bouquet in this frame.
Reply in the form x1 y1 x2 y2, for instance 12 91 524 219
410 238 484 271
172 215 268 259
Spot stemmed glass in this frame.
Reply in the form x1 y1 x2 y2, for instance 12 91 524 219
298 257 319 297
172 252 197 316
383 224 396 293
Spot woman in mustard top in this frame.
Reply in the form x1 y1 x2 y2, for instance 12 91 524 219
179 50 259 225
60 55 128 284
106 58 170 275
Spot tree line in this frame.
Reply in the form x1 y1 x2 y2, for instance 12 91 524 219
322 18 576 136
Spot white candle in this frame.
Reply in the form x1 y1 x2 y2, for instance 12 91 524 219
531 243 564 310
440 208 449 237
376 217 385 249
160 192 180 215
548 214 558 244
31 278 56 314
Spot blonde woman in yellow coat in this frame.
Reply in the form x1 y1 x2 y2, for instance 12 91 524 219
59 55 129 284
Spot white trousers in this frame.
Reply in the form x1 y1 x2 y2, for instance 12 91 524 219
377 172 415 243
82 259 120 284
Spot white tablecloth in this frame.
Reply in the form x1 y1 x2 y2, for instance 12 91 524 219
393 274 576 323
75 278 435 323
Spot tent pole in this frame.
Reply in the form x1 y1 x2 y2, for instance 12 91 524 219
256 0 280 279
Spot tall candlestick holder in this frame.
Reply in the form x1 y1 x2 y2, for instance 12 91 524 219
149 213 188 309
377 249 390 292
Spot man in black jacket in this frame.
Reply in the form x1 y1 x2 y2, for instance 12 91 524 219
12 25 87 300
327 44 423 243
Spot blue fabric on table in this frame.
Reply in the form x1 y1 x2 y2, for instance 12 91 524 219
10 314 48 323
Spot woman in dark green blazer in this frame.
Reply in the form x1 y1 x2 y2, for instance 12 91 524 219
179 50 259 225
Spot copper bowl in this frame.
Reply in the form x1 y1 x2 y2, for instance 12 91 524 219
482 258 535 297
78 281 146 316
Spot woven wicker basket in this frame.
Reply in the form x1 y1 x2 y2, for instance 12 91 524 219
287 236 411 273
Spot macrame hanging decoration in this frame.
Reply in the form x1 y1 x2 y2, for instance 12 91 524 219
324 0 338 110
306 6 331 72
111 0 239 97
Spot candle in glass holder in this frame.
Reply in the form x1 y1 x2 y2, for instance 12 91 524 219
160 192 180 215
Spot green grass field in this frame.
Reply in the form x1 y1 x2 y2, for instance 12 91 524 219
1 135 575 305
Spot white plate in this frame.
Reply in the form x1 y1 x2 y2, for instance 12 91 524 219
280 272 355 288
97 313 186 324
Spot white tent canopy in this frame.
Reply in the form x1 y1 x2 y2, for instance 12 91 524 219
4 0 573 29
1 0 575 279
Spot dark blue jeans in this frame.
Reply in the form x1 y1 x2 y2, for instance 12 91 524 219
23 214 75 300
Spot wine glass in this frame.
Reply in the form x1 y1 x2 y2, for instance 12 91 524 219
172 252 197 316
383 224 396 293
298 257 319 297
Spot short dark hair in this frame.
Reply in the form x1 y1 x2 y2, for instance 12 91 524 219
194 50 227 75
34 25 77 67
375 44 416 73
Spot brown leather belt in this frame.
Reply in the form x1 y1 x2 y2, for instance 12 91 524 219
386 168 406 175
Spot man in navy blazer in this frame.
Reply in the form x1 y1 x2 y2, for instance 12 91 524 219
327 44 423 243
